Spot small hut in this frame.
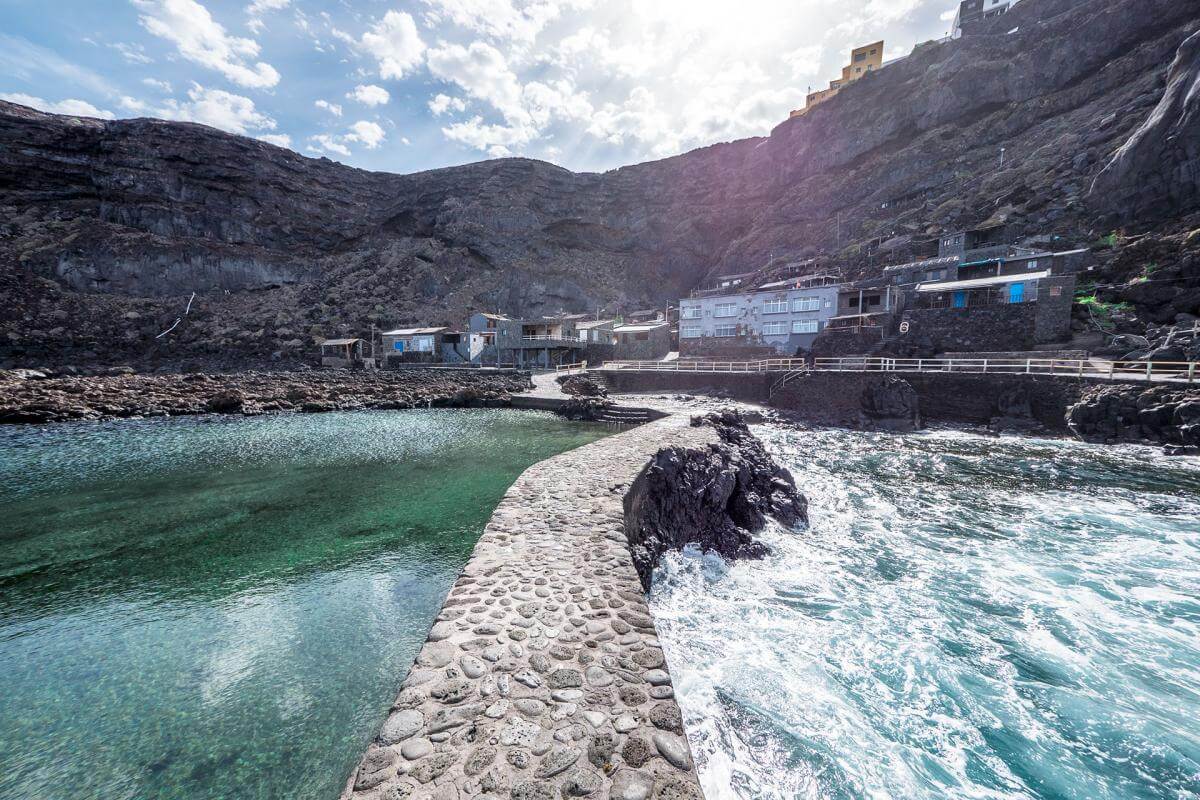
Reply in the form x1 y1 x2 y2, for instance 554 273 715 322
319 338 364 368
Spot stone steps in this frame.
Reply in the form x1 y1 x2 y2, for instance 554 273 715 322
596 406 652 425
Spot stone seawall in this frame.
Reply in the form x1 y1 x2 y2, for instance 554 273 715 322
600 370 770 402
342 416 715 800
771 372 1092 432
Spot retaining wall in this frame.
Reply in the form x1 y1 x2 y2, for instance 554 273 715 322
770 371 1092 432
342 416 710 800
600 369 771 402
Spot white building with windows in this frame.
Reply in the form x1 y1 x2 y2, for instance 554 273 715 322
677 275 843 354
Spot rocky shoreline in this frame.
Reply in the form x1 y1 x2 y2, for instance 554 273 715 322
0 368 532 425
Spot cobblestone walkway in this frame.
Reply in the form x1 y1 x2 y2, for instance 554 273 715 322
343 415 712 800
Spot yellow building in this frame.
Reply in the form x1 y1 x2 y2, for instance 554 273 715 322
791 40 884 117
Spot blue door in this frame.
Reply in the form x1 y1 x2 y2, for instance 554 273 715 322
952 291 966 308
1009 282 1025 304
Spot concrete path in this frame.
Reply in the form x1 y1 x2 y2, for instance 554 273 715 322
342 416 711 800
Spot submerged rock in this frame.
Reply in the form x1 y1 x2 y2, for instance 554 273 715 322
622 409 808 589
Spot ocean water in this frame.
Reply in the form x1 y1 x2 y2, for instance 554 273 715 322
651 427 1200 800
0 409 609 800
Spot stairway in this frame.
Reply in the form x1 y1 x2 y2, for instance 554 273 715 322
595 405 653 425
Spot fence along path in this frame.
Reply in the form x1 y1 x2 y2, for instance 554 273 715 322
600 357 1198 384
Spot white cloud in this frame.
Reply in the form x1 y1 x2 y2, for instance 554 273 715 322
347 84 390 107
315 99 343 116
346 120 386 149
308 133 351 157
306 120 387 158
134 0 281 89
359 10 425 79
428 93 468 116
112 42 152 64
427 40 525 124
142 77 173 92
119 95 149 112
0 92 115 119
786 44 824 80
258 133 292 147
421 0 593 45
160 84 276 135
246 0 290 33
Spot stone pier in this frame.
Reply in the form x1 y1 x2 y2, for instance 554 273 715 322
342 415 714 800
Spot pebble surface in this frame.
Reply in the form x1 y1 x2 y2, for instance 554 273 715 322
341 415 712 800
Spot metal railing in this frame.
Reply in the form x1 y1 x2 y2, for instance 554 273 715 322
602 358 808 373
521 335 585 344
554 360 588 374
811 357 1198 384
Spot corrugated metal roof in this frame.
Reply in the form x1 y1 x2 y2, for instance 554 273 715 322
575 319 615 329
320 338 361 346
883 255 960 272
917 270 1051 292
382 327 446 336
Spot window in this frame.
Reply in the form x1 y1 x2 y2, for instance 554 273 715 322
762 322 787 335
714 303 737 318
681 306 701 319
763 299 788 314
681 326 701 338
792 296 820 312
714 324 737 337
792 320 818 334
848 296 860 308
854 52 866 61
635 331 649 341
1026 259 1038 270
865 294 882 307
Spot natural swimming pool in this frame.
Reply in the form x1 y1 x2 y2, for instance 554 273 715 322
0 409 610 800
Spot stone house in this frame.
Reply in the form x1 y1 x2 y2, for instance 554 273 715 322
613 322 671 360
381 327 447 365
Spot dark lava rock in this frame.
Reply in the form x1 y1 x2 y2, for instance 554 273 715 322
557 374 607 398
859 376 921 432
204 390 244 413
1090 29 1200 223
623 409 808 590
1067 384 1200 445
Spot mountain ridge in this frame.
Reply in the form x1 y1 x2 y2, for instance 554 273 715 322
1 0 1198 368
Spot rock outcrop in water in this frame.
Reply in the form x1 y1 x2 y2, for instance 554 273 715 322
1067 383 1200 451
0 368 530 424
2 0 1199 368
623 410 807 589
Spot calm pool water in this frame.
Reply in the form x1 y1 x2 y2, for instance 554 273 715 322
0 409 610 800
651 427 1200 800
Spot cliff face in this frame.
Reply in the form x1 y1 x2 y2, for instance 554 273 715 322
1 0 1198 368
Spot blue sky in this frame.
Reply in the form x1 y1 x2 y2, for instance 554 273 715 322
0 0 960 174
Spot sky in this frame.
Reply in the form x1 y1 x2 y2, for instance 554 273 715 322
0 0 961 174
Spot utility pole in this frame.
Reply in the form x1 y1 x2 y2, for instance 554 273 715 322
999 147 1006 169
836 211 841 248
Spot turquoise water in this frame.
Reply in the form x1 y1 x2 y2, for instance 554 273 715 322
651 427 1200 800
0 409 609 800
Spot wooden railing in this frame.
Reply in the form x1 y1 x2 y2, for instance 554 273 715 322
811 357 1198 384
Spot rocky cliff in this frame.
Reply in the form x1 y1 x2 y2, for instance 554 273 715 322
1 0 1198 369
